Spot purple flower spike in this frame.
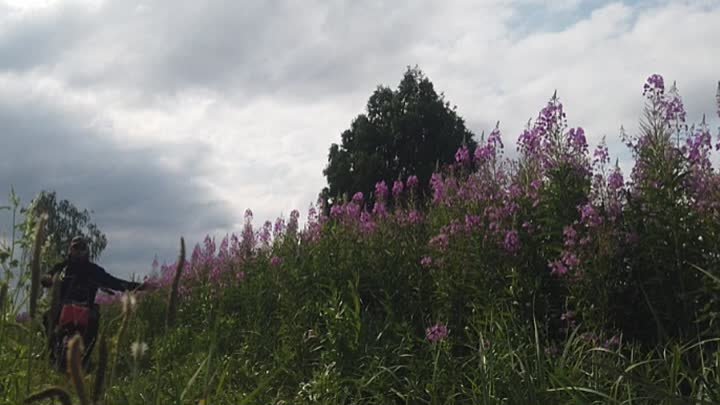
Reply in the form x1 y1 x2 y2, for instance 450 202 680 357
406 175 419 189
643 74 665 98
503 230 520 254
392 180 404 199
375 181 389 201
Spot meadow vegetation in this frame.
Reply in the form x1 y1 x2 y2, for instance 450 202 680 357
1 74 720 404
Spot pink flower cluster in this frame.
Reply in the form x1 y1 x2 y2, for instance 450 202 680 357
425 323 449 343
328 175 426 237
96 206 330 306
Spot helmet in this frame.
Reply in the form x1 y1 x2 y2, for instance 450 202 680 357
70 236 88 249
68 236 90 261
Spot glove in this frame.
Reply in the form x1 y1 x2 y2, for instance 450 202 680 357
137 281 156 292
40 275 53 288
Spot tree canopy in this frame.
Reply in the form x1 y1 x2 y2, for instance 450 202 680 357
321 66 476 206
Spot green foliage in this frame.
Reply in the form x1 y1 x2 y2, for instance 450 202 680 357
22 190 107 264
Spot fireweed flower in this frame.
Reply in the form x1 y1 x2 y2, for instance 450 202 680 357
528 179 542 207
219 235 229 254
593 143 610 166
392 180 404 199
420 256 433 268
345 202 361 219
464 215 482 232
407 210 423 224
662 83 687 124
372 199 388 217
304 207 324 243
607 170 624 190
375 181 389 201
716 81 720 120
259 221 272 247
563 225 578 247
270 256 283 267
359 211 376 235
518 126 542 157
352 192 364 204
475 144 494 163
503 230 520 254
287 209 300 236
567 127 588 154
190 244 202 265
522 221 535 235
210 266 223 285
307 206 318 222
643 74 664 99
429 233 449 251
143 275 161 290
430 173 446 204
562 252 580 268
579 203 603 228
274 217 286 240
218 235 230 264
550 260 568 277
203 235 216 259
426 323 449 343
475 126 504 164
455 145 471 166
329 204 343 219
488 126 504 148
406 175 419 190
240 222 255 257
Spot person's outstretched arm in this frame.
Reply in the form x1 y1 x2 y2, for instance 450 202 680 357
94 265 142 292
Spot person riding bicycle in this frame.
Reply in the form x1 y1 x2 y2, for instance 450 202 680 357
41 236 146 371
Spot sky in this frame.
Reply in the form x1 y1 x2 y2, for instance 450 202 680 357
0 0 718 279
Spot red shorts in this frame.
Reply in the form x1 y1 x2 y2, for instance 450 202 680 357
58 304 90 329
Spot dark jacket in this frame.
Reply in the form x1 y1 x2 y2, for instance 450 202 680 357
48 259 141 305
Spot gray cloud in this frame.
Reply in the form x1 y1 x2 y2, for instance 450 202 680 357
0 81 235 278
0 3 98 72
1 0 718 281
2 1 494 103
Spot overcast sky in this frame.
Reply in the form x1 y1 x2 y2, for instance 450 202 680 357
1 0 718 279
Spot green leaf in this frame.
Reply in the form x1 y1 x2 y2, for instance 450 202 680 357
180 355 209 402
690 263 720 286
236 371 275 405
